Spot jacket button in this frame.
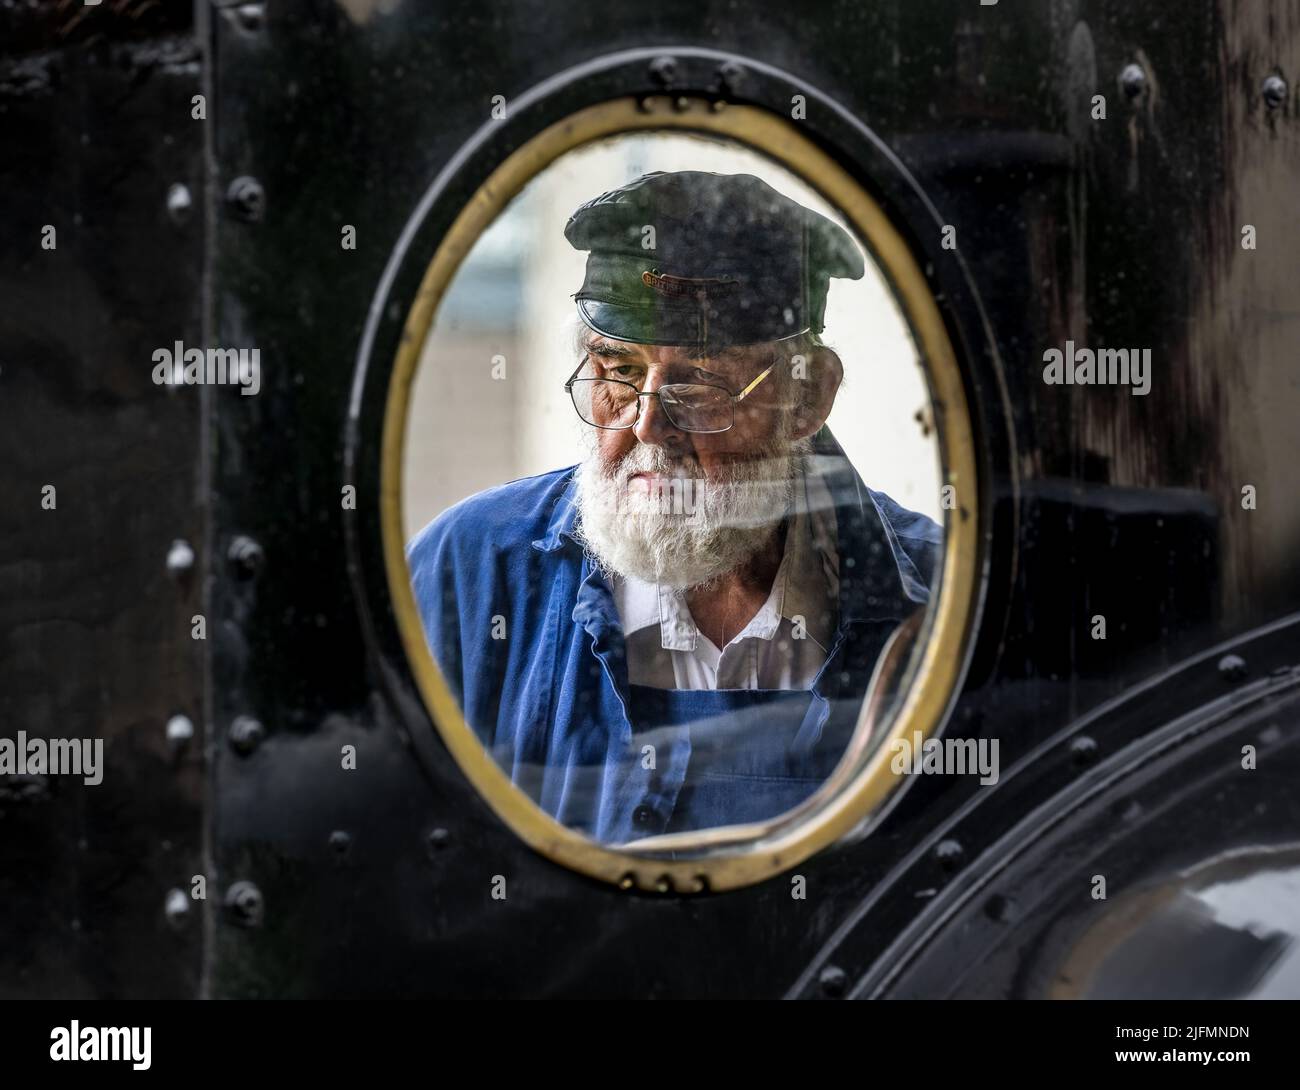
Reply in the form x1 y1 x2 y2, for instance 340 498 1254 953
633 804 655 826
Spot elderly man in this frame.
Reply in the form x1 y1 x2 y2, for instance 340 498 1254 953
408 171 941 843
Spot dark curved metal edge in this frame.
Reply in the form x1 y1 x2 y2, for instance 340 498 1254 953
788 612 1300 999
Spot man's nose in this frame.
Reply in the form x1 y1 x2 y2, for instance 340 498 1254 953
633 381 685 446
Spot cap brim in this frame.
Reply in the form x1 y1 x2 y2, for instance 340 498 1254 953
575 299 810 350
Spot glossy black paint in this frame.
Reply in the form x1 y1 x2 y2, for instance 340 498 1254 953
3 0 1298 998
0 1 207 998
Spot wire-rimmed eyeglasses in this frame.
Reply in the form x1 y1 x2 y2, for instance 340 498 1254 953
563 353 780 434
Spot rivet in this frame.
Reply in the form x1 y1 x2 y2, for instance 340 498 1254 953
166 183 192 225
934 838 964 870
166 714 195 746
984 893 1016 922
329 830 352 856
224 880 264 928
1262 74 1288 109
227 535 264 578
226 176 266 222
717 60 745 95
1118 798 1143 822
426 827 451 854
655 874 673 893
1070 735 1099 765
166 538 195 576
618 873 636 890
673 96 690 112
1119 63 1147 100
1218 653 1248 682
819 965 847 997
228 715 265 756
648 55 677 86
164 887 190 928
234 3 265 33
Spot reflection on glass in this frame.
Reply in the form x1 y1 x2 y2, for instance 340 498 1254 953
404 135 944 845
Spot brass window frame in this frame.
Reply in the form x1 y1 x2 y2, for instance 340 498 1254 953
380 95 980 893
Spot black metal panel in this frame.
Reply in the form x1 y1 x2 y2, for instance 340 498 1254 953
4 0 1299 998
199 0 1300 998
0 4 207 998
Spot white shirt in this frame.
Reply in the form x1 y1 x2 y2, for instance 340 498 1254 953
610 467 840 690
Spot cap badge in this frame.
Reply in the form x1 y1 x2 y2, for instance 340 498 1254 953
641 270 740 299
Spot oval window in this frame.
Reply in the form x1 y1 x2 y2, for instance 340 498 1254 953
384 96 978 891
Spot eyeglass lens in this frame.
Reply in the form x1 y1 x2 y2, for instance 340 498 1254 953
570 378 732 433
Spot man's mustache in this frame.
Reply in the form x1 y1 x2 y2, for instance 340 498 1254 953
602 446 791 485
605 447 702 482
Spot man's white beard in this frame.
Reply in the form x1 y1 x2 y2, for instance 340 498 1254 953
574 434 810 590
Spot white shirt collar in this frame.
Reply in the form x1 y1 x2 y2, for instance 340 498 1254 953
611 458 839 653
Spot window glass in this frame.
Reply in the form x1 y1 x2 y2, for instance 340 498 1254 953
400 129 947 850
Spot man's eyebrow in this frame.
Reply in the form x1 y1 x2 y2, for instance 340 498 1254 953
687 349 777 368
584 338 639 358
583 339 774 369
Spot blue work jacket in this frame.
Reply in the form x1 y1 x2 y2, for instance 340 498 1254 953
406 427 941 844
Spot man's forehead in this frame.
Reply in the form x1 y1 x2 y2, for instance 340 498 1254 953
583 334 774 363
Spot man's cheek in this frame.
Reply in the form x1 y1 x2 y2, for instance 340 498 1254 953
744 417 789 447
593 436 624 475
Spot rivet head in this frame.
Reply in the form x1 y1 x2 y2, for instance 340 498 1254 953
227 535 264 578
224 880 264 928
164 888 190 928
984 893 1017 923
228 715 265 756
1070 735 1099 765
819 965 847 997
1262 74 1288 109
426 827 451 854
934 838 964 870
648 55 677 86
234 3 265 33
166 538 195 576
226 176 266 222
166 714 195 746
1119 63 1147 100
618 873 636 890
655 874 673 893
166 183 192 225
1218 653 1248 682
329 830 352 857
718 60 745 93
